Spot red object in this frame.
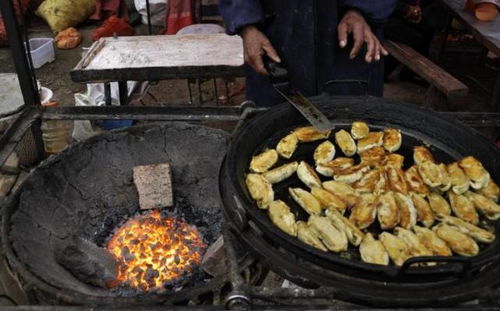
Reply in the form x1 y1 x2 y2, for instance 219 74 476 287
90 0 129 21
465 0 476 12
0 0 30 46
91 16 135 41
165 0 194 35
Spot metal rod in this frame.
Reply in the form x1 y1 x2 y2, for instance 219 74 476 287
197 79 202 105
187 80 193 105
0 0 39 107
104 82 112 106
145 0 152 35
213 78 218 105
118 81 128 105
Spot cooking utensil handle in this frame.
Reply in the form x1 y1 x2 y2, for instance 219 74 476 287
263 56 288 84
398 256 472 275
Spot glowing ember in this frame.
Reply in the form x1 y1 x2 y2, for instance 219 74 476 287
106 210 206 292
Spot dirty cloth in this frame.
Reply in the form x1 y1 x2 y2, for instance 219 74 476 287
165 0 194 34
219 0 396 106
90 0 128 20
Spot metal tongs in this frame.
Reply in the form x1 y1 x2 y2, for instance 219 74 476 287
264 58 334 131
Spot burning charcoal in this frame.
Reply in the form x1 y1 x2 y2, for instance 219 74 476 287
174 255 181 265
55 237 117 288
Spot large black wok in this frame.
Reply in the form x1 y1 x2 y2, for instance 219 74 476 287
220 95 500 295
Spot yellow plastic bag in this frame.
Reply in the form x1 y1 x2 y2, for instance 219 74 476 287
37 0 96 33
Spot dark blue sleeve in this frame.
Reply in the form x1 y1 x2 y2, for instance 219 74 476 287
342 0 397 22
218 0 264 35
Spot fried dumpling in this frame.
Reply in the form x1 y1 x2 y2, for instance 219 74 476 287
459 156 490 190
322 181 360 208
405 165 429 195
289 188 322 215
379 232 411 266
464 191 500 220
316 157 354 177
250 149 278 173
333 163 369 184
293 126 331 142
351 121 369 140
326 208 364 246
447 162 470 195
428 192 451 216
386 166 408 194
383 153 405 169
311 187 346 213
418 160 443 188
438 163 452 192
308 215 348 252
357 132 384 153
448 192 479 225
394 193 417 229
374 170 389 195
297 161 322 189
314 141 336 165
359 233 389 265
383 128 402 152
376 191 400 230
352 169 381 193
276 133 298 159
436 214 495 244
297 221 327 251
349 194 377 229
335 129 357 157
359 146 386 168
263 162 299 184
394 227 432 257
477 179 499 202
413 146 435 166
413 226 452 257
410 192 435 228
246 173 274 209
268 201 297 236
433 224 479 257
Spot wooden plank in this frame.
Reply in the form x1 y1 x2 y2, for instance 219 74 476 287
384 40 469 98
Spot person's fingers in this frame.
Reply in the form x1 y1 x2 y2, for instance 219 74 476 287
364 32 375 63
380 43 389 56
374 39 381 61
252 51 268 75
337 22 349 48
262 40 281 63
350 24 364 59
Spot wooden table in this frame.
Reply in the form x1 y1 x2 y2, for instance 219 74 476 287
71 34 245 105
439 0 500 109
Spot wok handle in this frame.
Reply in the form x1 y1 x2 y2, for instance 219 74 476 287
397 256 472 276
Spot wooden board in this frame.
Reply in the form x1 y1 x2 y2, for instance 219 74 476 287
385 40 468 99
71 34 245 82
440 0 500 56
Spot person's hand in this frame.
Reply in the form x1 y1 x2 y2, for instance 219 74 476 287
338 10 389 63
240 25 281 75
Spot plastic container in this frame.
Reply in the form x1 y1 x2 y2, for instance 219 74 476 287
41 101 71 154
25 38 55 69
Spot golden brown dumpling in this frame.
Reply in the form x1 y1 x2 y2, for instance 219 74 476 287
351 121 369 140
448 192 479 225
376 191 400 230
405 165 429 195
276 133 298 159
427 192 451 216
268 201 297 236
335 129 357 157
418 160 443 188
410 192 435 228
413 226 452 257
433 224 479 257
316 157 354 177
297 161 322 189
357 132 384 153
289 188 322 215
326 208 365 246
465 191 500 221
394 193 417 229
383 153 405 169
349 194 377 229
394 227 433 257
308 215 348 252
359 146 386 168
250 149 278 173
314 141 336 165
379 232 411 266
447 162 470 195
297 221 327 251
383 128 402 152
436 214 495 244
323 180 360 208
352 169 381 193
293 126 331 142
333 163 369 184
359 233 389 265
246 173 274 209
438 163 452 192
311 187 346 213
459 156 490 190
413 146 435 166
263 162 298 184
386 166 408 194
477 179 499 202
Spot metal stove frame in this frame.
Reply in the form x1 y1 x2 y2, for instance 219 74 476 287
1 0 500 309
